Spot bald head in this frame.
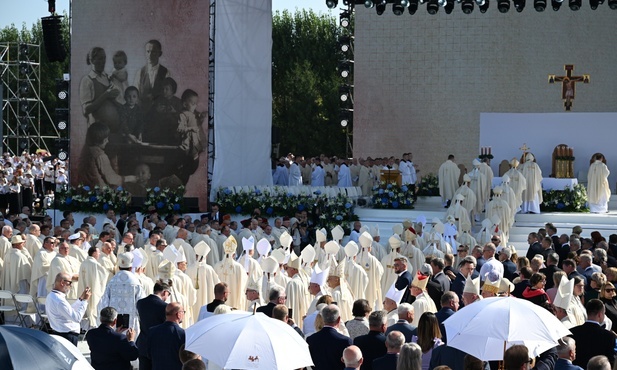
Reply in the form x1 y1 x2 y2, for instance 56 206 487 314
386 330 405 352
341 345 363 368
166 302 184 324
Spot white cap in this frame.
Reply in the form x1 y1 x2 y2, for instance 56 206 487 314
132 248 147 270
118 252 133 269
389 234 402 250
463 275 481 295
553 276 574 310
385 282 405 305
175 248 187 264
344 241 359 258
331 225 344 241
310 265 328 286
242 236 255 252
223 237 237 255
359 231 373 249
261 256 279 274
324 241 340 255
473 159 481 166
301 245 316 264
256 238 271 257
315 228 327 243
68 232 81 241
279 231 293 250
271 249 286 264
392 224 404 236
194 241 211 257
163 245 179 264
371 225 380 237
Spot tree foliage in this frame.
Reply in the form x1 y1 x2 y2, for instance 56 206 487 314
272 10 346 158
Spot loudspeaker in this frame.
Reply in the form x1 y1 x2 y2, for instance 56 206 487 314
41 16 66 63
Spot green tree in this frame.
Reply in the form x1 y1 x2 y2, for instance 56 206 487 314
272 10 346 158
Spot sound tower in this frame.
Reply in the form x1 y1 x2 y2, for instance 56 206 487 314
41 16 66 63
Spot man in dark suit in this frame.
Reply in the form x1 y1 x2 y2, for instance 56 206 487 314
353 311 388 370
385 303 417 342
306 304 352 370
540 253 562 290
373 331 405 370
147 302 186 370
431 257 451 294
136 282 169 370
557 234 572 268
394 257 414 304
209 203 221 222
562 259 587 285
272 304 304 339
554 337 584 370
256 285 286 318
85 307 139 370
570 299 616 368
452 256 478 307
435 291 459 343
512 267 532 298
526 232 544 261
500 247 518 282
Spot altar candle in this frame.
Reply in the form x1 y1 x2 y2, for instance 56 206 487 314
488 147 492 155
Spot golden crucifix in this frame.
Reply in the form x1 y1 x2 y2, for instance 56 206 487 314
548 65 589 111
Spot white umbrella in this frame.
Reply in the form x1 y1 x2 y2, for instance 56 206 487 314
186 311 313 369
443 297 571 361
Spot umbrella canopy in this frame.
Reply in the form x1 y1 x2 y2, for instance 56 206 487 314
443 297 571 361
186 311 313 369
0 326 80 369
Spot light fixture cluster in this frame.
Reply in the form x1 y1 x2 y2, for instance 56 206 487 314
327 0 617 14
337 4 355 128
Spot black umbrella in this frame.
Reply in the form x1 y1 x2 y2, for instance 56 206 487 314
0 326 78 369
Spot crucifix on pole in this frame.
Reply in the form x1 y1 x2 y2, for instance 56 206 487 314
548 64 589 111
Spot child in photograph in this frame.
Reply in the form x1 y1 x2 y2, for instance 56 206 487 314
110 51 129 105
176 89 204 182
123 163 151 197
144 77 182 145
119 86 144 143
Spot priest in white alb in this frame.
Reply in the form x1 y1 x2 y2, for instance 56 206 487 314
78 246 109 329
504 158 527 208
285 253 309 328
358 232 384 311
343 241 368 301
453 174 477 221
438 154 460 207
469 159 488 221
2 235 32 295
190 240 220 318
47 241 80 300
520 152 543 214
237 236 264 285
214 237 247 310
380 234 404 297
587 153 611 213
30 236 57 305
327 262 354 323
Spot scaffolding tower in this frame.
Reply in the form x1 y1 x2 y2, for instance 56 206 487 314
0 42 61 155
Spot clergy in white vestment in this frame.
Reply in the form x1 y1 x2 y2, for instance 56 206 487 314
383 283 406 327
285 253 310 328
311 158 325 186
172 229 196 268
190 241 220 318
2 235 32 295
587 153 611 213
288 157 302 186
47 242 80 300
469 159 489 220
400 229 424 276
453 175 477 221
504 159 527 208
500 175 520 219
163 245 196 328
300 245 316 278
237 236 264 286
78 246 109 328
475 218 494 246
409 272 437 327
446 194 472 237
370 225 387 261
0 226 13 260
30 236 57 303
380 234 404 298
270 249 291 289
553 277 576 329
358 160 372 196
438 154 460 206
260 256 285 303
146 239 166 281
326 262 354 323
478 159 494 208
343 241 368 302
132 249 154 296
358 231 384 311
306 265 328 315
331 225 347 263
485 187 513 238
520 153 543 214
214 237 247 310
25 224 42 259
337 159 353 187
400 153 413 185
68 232 87 263
98 253 145 331
245 277 265 311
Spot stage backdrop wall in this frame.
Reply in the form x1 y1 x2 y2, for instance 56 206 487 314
70 0 209 209
481 112 617 190
210 0 274 198
353 7 617 179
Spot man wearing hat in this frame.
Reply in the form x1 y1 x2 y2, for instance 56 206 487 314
190 240 220 318
164 247 196 328
446 194 471 236
359 231 384 310
383 283 406 327
2 234 32 296
237 236 264 286
519 152 543 214
285 253 310 327
462 275 482 306
307 265 328 315
468 159 488 221
400 227 424 277
344 241 369 302
68 231 88 263
504 158 527 208
245 277 264 311
214 237 247 310
327 263 354 323
99 252 145 333
381 233 404 299
500 175 520 218
409 272 437 326
485 186 513 237
453 174 477 221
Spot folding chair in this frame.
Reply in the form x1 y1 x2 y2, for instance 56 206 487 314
14 294 44 329
0 290 20 325
36 296 50 332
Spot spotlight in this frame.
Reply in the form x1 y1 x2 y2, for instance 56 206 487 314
326 0 338 9
340 11 350 27
56 80 69 101
513 0 526 11
339 85 353 102
408 0 420 13
535 0 547 10
48 0 56 13
20 100 29 113
589 0 599 9
19 43 28 60
445 0 455 12
438 0 447 6
609 0 617 8
339 35 353 53
569 0 580 9
340 109 353 127
55 139 69 161
19 81 29 96
20 117 29 133
462 0 475 12
376 2 386 14
338 60 353 78
19 62 30 76
19 139 29 151
551 0 562 10
479 0 490 11
427 0 440 13
393 0 407 14
498 0 511 10
364 0 375 8
56 108 69 131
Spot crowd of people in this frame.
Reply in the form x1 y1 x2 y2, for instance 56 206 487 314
0 197 616 370
272 152 419 196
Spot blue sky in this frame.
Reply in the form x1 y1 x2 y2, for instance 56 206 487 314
0 0 335 28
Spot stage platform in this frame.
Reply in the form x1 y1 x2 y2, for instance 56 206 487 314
355 196 617 255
